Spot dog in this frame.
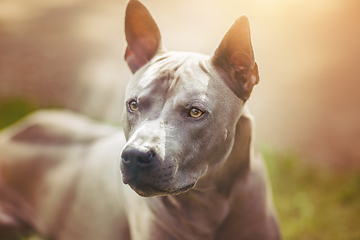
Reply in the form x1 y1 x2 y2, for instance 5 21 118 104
0 0 281 239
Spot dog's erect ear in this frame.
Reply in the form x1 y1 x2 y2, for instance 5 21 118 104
125 0 163 73
212 15 259 101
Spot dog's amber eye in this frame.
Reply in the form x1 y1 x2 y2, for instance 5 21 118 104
129 100 138 111
189 108 203 118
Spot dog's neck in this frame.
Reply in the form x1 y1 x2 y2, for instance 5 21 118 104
211 106 254 196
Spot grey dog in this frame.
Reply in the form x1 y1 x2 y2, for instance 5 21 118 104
0 0 281 239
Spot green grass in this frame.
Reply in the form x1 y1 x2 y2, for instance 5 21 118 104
263 148 360 240
0 99 37 130
1 99 359 240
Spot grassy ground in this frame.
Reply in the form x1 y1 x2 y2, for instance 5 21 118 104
1 99 359 240
263 149 360 240
0 99 37 130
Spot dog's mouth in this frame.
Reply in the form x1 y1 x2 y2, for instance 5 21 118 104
127 181 195 197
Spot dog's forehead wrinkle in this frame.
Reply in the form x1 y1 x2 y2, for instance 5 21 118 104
152 51 209 77
134 55 213 110
199 59 210 74
167 68 213 104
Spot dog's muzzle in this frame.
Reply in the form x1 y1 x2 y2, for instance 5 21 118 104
120 146 157 183
120 145 198 197
122 146 154 166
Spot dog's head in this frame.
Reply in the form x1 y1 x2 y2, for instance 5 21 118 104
120 0 259 197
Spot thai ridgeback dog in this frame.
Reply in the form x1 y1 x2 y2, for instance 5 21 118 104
0 0 281 239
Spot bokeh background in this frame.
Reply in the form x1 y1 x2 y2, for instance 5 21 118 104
0 0 359 239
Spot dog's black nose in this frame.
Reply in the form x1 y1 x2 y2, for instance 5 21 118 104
121 147 154 167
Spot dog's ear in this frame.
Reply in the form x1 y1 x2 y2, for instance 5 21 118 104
125 0 163 73
212 15 259 101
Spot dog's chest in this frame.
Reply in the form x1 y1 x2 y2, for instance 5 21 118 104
125 188 230 240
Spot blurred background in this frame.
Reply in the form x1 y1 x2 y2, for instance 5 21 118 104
0 0 359 239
